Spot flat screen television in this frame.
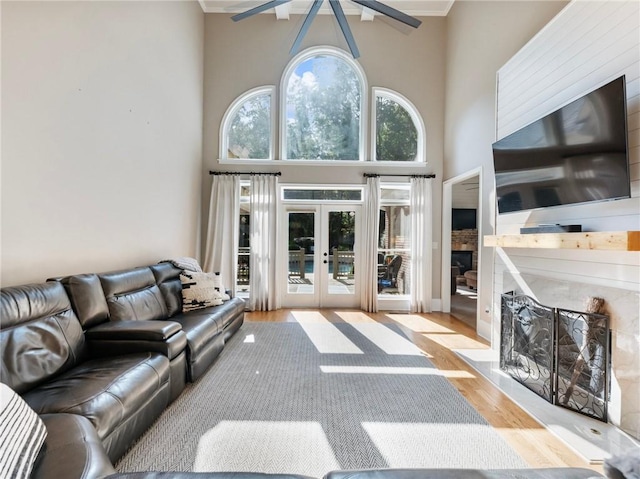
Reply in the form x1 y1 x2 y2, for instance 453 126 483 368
452 208 477 230
492 76 630 214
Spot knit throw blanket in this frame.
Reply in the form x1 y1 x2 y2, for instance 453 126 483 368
160 257 203 273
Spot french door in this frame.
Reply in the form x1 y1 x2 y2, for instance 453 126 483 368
282 204 361 308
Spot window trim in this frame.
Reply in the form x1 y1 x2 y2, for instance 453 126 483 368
371 87 426 163
279 46 368 162
280 184 364 203
219 85 276 160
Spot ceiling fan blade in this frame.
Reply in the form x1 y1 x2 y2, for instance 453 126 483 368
231 0 291 22
350 0 421 28
329 0 360 58
290 0 324 55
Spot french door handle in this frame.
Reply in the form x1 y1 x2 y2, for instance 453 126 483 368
323 252 328 256
323 260 328 264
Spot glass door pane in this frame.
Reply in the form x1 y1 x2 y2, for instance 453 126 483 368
321 205 360 308
378 204 410 296
327 210 356 295
287 211 315 295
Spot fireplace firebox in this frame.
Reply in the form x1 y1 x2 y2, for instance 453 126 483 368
500 293 610 422
451 251 473 275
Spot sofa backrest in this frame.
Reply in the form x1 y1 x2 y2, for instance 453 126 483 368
58 273 110 330
0 282 85 394
98 267 168 321
149 263 183 317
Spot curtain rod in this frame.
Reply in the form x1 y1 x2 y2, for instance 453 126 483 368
363 173 436 178
209 171 282 176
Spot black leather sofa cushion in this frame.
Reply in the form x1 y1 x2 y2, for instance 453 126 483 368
172 309 222 338
323 469 604 479
99 267 168 321
31 413 116 479
169 311 223 379
150 263 183 317
22 352 170 441
0 282 86 394
59 273 110 329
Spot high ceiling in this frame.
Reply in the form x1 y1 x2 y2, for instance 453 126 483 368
198 0 455 19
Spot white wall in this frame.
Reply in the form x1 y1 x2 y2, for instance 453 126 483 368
494 0 640 439
1 1 204 286
443 0 568 337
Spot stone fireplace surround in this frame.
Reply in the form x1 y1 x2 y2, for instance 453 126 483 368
451 229 478 270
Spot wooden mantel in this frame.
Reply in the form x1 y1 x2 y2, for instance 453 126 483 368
484 231 640 251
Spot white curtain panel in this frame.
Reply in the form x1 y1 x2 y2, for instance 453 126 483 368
249 175 280 311
360 176 380 312
204 175 240 296
410 177 433 313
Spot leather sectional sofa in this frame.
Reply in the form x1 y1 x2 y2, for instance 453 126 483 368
1 263 606 479
0 262 245 478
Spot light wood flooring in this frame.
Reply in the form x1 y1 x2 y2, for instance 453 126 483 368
246 308 603 474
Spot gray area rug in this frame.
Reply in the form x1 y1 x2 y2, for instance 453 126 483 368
116 321 527 476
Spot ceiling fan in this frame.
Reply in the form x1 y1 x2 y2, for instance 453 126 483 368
231 0 422 59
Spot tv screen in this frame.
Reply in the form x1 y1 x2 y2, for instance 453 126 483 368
452 208 477 230
492 76 630 214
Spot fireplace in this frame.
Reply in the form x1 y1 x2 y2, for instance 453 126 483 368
451 250 473 275
500 293 610 422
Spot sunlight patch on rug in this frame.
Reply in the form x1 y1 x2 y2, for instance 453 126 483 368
193 420 340 476
291 310 364 354
362 422 524 468
335 311 424 356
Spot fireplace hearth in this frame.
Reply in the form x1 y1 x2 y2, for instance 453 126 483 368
500 293 610 422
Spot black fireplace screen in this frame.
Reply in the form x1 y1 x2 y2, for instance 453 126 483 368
500 294 609 422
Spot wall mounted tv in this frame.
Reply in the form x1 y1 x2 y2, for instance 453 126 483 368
452 208 477 230
492 76 630 214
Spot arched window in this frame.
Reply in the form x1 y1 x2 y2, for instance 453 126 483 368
220 86 275 160
372 87 424 162
219 49 427 164
280 46 367 161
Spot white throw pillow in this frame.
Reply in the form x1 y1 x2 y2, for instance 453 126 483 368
212 272 231 302
180 271 224 312
0 383 47 479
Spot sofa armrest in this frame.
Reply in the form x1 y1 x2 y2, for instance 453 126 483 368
85 320 187 361
86 320 182 341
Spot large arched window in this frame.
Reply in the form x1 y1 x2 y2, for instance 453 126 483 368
218 48 427 164
372 87 424 162
220 86 275 160
280 46 367 161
